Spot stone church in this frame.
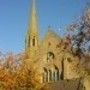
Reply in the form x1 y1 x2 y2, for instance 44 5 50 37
24 0 90 90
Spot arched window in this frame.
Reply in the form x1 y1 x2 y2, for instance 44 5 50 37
47 52 55 62
43 68 48 82
55 66 59 81
28 36 30 47
67 57 72 62
53 65 59 82
61 59 64 80
53 71 55 82
32 36 35 46
49 70 52 81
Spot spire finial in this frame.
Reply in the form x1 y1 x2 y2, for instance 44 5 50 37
32 0 36 10
33 0 35 5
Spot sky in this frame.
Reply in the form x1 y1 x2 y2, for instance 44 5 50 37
0 0 89 54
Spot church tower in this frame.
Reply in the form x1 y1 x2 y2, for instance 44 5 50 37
25 0 39 59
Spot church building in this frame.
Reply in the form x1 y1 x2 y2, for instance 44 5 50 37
25 0 83 84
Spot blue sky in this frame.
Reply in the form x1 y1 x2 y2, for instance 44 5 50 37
0 0 89 53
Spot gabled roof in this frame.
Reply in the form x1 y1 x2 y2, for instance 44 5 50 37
43 29 61 42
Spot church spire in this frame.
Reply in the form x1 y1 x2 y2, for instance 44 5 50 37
29 0 38 34
25 0 39 57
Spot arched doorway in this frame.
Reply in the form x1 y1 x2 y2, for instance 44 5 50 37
43 67 48 82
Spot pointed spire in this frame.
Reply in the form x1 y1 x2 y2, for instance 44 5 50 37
25 0 39 54
29 0 38 34
32 0 36 15
32 0 35 10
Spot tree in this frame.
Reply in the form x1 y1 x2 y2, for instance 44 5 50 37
67 6 90 57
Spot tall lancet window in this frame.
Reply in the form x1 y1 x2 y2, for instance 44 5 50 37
28 36 30 47
32 36 35 46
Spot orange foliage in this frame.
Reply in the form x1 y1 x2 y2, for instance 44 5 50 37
0 52 40 90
